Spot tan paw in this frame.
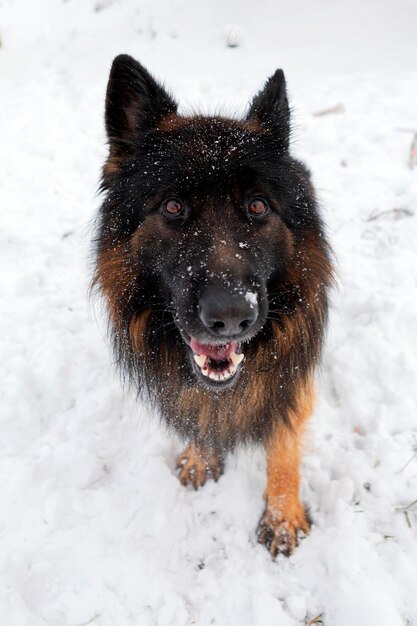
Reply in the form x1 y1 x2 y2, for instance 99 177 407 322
176 445 224 490
257 504 310 558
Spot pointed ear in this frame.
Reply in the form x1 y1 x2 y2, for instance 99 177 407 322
105 54 177 156
246 69 290 150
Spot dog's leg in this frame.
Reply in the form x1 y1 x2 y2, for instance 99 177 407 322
257 383 313 557
176 442 224 490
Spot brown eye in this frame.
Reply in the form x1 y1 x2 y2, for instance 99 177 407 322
247 197 269 217
163 198 184 216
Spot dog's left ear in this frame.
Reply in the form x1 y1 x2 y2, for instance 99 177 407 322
246 69 290 150
105 54 178 156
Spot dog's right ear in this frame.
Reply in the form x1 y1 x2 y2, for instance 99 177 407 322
246 69 290 151
105 54 177 157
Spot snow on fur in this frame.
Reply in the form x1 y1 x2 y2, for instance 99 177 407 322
0 0 417 624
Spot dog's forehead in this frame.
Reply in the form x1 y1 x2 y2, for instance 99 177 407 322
154 116 264 167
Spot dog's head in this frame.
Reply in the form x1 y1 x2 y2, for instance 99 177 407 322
95 56 331 393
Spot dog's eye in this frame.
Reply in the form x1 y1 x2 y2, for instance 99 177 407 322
163 198 184 216
247 197 269 217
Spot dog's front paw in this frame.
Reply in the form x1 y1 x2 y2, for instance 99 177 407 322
176 445 223 490
257 504 310 558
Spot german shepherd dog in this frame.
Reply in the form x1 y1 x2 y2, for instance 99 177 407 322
93 55 333 557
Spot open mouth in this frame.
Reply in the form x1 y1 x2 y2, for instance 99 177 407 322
189 337 244 385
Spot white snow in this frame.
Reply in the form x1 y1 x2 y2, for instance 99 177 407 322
245 291 258 308
1 0 417 625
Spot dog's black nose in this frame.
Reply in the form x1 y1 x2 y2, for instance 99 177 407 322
198 286 258 337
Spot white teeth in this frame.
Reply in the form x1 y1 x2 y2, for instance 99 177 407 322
193 349 243 382
230 351 244 366
193 354 207 368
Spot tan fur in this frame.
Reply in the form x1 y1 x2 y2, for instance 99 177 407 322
176 442 224 489
257 377 314 556
175 365 285 446
103 154 124 179
94 242 136 326
129 310 152 354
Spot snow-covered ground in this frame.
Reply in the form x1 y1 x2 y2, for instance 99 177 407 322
1 1 417 624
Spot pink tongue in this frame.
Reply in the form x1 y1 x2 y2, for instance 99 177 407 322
190 338 238 360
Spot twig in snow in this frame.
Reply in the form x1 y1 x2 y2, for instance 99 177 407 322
313 103 344 117
306 614 325 625
395 499 417 528
366 207 414 222
395 452 417 475
395 499 417 512
78 614 101 626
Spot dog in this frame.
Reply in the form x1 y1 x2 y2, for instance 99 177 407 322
93 55 334 557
